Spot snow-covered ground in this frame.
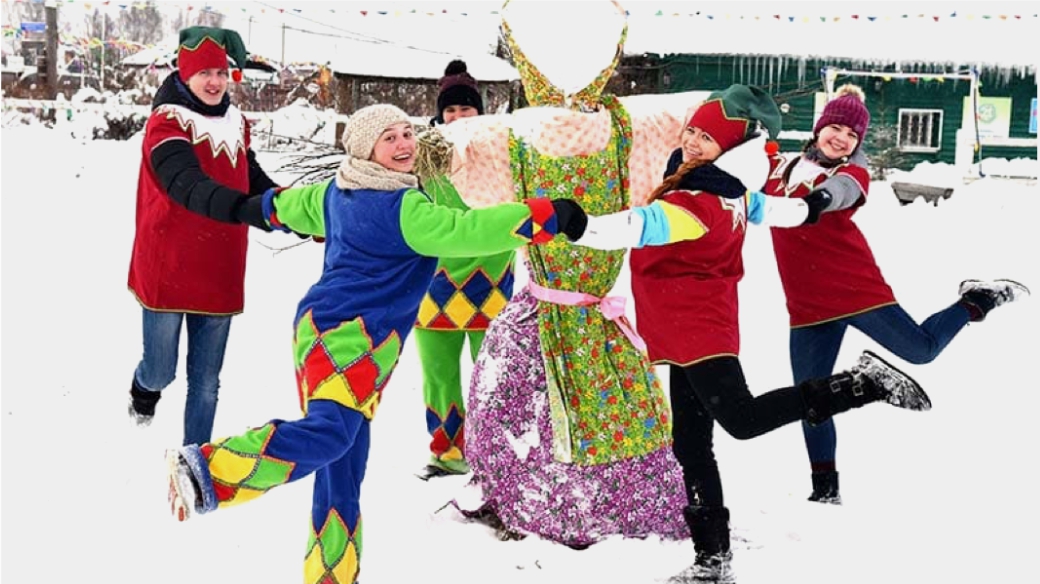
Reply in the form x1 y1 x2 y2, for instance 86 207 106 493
2 113 1037 584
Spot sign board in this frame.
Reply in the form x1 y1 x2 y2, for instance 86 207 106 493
20 22 46 33
962 96 1012 139
1030 97 1037 134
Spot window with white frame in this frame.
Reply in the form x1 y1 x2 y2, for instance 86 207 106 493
898 109 943 152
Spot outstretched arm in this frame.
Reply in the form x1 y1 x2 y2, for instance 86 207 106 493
574 198 708 250
746 191 810 227
150 140 254 225
576 187 812 251
432 115 516 209
434 91 704 210
400 191 586 256
816 162 870 212
792 161 871 224
245 181 329 238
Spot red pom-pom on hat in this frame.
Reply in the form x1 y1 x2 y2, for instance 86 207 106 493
232 69 243 83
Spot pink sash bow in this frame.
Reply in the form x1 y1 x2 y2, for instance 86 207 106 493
527 280 647 353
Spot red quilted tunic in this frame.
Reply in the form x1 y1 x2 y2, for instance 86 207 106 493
128 104 251 314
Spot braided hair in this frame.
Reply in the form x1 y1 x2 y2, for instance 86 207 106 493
646 158 712 203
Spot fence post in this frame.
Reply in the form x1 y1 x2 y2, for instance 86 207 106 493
45 1 59 100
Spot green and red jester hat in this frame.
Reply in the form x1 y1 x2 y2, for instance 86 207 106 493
688 84 782 151
176 26 249 83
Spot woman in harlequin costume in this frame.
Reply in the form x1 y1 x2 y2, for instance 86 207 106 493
574 84 933 584
413 59 516 478
428 0 705 546
163 103 589 584
761 84 1029 505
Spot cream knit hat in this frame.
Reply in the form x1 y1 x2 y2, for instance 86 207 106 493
342 104 412 159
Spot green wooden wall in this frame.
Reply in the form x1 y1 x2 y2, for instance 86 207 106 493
645 53 1036 169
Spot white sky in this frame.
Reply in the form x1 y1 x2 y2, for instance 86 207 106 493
214 1 1038 69
1 108 1038 583
33 1 1038 70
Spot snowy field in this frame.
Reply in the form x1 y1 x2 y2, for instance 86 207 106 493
1 115 1038 584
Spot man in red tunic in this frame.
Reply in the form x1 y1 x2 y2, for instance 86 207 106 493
127 26 280 446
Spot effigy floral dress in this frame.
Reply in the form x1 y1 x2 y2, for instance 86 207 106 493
449 5 693 546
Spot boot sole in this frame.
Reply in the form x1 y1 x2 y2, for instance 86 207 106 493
807 495 843 505
863 350 932 411
127 401 154 427
958 278 1031 297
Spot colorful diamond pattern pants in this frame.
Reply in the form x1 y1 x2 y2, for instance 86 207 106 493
202 401 368 584
414 328 485 461
198 311 396 584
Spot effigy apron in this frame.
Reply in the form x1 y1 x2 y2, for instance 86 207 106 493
508 98 672 466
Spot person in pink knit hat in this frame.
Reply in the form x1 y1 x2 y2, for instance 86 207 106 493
761 83 1029 505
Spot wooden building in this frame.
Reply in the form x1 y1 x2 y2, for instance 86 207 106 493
329 40 519 118
616 13 1037 171
636 53 1037 170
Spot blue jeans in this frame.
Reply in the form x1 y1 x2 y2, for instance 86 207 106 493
792 302 971 469
134 308 232 446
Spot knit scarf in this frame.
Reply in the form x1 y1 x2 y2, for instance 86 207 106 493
804 144 869 169
335 155 419 192
663 148 748 199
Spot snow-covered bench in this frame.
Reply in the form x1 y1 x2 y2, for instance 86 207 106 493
891 182 954 207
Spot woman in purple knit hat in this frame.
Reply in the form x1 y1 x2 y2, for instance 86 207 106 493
762 83 1029 505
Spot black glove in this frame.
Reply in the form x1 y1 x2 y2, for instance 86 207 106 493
551 198 588 242
234 193 309 239
803 189 833 225
233 194 273 232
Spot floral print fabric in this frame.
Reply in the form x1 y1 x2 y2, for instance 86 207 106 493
465 289 689 545
511 96 673 466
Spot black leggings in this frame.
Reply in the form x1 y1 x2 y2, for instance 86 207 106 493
669 357 807 507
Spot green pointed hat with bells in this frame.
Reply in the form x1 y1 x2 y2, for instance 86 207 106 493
176 26 249 83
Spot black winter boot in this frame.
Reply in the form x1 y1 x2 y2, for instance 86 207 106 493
808 470 841 505
959 279 1030 322
667 506 735 583
128 378 161 427
801 351 931 426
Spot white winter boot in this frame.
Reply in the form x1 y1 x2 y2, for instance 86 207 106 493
166 449 201 522
959 278 1030 322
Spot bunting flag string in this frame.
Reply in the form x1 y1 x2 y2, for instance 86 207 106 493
2 0 1035 22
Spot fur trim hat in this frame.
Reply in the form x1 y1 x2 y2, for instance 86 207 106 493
814 84 870 140
342 104 412 159
687 84 782 152
177 26 248 83
436 59 484 121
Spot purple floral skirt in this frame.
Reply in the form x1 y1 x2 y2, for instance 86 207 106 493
462 288 690 546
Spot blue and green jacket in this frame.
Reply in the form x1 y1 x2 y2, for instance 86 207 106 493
259 179 560 418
